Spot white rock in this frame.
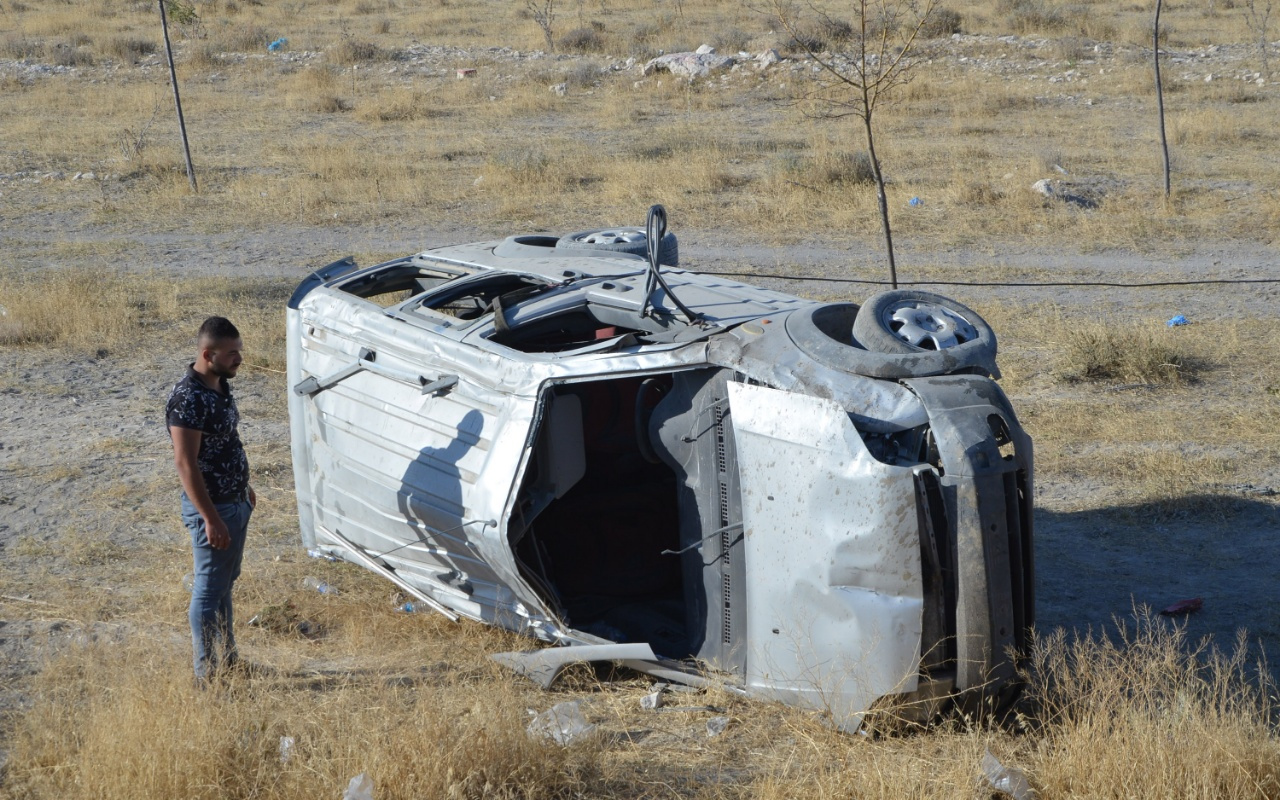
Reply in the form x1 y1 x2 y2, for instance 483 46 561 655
642 51 735 80
695 44 716 55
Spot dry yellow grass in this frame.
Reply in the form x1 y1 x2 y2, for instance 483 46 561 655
4 597 1277 799
0 0 1276 242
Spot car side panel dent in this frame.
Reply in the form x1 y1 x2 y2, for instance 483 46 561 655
728 382 923 731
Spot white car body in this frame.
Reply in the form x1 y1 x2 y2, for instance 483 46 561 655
287 227 1034 728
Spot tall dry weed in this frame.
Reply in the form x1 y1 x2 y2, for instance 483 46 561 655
1025 612 1280 798
1057 319 1193 384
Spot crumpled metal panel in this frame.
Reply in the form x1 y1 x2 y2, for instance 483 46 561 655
728 382 923 729
708 321 928 433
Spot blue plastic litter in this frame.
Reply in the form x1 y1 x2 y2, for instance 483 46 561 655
1167 315 1189 327
908 196 923 207
268 37 288 52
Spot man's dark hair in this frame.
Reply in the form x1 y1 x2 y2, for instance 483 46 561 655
198 316 240 344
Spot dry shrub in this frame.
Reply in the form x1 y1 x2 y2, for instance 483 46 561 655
557 25 606 53
0 32 44 59
957 180 1004 206
47 40 94 67
1058 320 1193 384
355 88 449 122
100 35 156 63
1026 612 1280 797
212 23 271 53
920 7 963 37
330 36 383 65
997 0 1067 33
285 66 351 113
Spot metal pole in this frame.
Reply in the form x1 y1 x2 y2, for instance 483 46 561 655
158 0 198 192
1154 0 1171 200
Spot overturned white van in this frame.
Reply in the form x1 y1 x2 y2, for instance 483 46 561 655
287 209 1034 728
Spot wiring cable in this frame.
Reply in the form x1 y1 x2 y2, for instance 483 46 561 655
688 271 1280 289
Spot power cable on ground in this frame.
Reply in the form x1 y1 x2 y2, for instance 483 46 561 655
691 272 1280 289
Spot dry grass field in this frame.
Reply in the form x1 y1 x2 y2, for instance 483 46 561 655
2 0 1280 797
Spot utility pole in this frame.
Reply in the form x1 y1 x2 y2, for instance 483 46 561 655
158 0 198 192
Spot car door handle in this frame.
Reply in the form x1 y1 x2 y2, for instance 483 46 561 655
295 348 459 397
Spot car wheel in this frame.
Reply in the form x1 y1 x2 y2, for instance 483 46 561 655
555 228 679 267
785 299 1000 380
853 290 996 357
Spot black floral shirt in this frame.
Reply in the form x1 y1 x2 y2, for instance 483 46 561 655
165 364 250 498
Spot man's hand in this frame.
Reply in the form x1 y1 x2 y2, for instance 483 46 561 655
204 513 232 549
249 486 257 510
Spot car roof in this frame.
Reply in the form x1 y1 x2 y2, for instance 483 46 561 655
416 239 816 327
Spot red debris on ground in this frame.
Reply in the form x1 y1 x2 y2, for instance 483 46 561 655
1160 598 1204 616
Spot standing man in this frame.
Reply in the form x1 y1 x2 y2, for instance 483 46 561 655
166 316 256 681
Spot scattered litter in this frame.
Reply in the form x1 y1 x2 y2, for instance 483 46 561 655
456 68 477 79
908 196 923 207
182 572 194 591
640 690 664 710
1167 314 1190 327
656 705 725 713
981 749 1036 800
706 716 730 737
307 547 339 562
278 735 295 763
267 37 287 53
302 576 339 595
550 82 567 97
527 700 595 745
1160 597 1203 616
342 772 375 800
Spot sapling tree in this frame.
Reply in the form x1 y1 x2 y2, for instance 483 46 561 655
1243 0 1274 80
526 0 557 52
769 0 937 288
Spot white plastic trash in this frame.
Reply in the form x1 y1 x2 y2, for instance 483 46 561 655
981 749 1035 800
527 700 595 746
342 771 374 800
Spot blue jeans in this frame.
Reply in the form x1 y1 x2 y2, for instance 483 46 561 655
181 494 252 678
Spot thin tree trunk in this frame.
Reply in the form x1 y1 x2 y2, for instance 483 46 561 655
863 112 897 289
1154 0 1171 200
158 0 197 192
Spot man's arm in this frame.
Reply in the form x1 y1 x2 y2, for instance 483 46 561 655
170 426 232 549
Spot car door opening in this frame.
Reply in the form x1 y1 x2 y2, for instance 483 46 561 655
511 375 691 657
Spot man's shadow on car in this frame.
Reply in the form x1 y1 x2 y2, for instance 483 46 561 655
395 408 486 604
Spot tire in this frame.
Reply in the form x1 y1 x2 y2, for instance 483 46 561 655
785 300 1000 380
555 227 679 267
853 290 996 358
